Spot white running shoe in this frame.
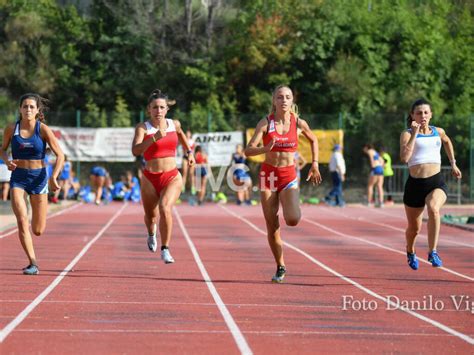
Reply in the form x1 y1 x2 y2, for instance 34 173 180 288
161 248 175 264
147 234 157 253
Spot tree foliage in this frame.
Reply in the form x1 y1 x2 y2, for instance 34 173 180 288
0 0 472 170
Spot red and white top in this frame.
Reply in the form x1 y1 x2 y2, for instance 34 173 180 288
262 113 298 152
143 119 178 161
195 152 207 164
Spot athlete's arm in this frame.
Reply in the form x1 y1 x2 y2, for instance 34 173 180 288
174 119 195 166
245 118 274 156
131 123 154 157
438 127 462 179
1 124 15 170
41 123 64 191
400 121 420 163
299 119 322 185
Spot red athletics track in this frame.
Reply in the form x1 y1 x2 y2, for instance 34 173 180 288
0 202 472 354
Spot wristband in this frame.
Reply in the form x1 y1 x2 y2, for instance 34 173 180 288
450 159 456 166
312 160 319 164
187 150 193 155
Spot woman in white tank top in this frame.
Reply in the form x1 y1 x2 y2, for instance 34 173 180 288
399 99 462 270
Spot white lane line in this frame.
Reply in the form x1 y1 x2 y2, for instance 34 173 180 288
0 300 339 308
0 203 127 343
317 206 473 248
174 207 253 355
302 217 473 282
0 202 83 239
12 329 463 337
219 205 474 345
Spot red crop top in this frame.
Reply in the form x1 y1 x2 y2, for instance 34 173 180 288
262 113 298 152
143 119 178 161
195 152 207 164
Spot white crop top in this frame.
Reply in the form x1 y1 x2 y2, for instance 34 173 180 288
407 126 442 167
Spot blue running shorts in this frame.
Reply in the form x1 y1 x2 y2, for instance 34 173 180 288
10 167 49 194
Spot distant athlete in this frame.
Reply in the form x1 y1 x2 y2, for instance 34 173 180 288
400 98 462 270
363 143 384 207
0 93 64 275
132 89 195 264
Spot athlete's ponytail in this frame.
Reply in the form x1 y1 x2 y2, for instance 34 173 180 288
147 89 176 106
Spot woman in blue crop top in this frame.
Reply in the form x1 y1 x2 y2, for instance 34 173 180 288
229 143 252 205
363 143 384 207
0 93 65 275
400 98 462 271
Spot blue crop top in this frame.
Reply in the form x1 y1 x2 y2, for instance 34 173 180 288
11 120 46 160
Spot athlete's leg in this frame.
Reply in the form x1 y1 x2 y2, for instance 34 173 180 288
367 175 376 204
425 189 447 252
181 159 189 192
404 205 424 253
30 194 48 236
279 187 301 226
1 182 9 201
11 188 37 265
158 173 183 247
95 176 105 205
189 165 196 194
198 175 207 203
376 175 384 205
140 174 159 236
261 189 283 266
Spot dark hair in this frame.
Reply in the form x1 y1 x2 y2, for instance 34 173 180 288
147 89 176 106
406 98 431 128
19 93 49 122
195 145 202 153
363 143 374 150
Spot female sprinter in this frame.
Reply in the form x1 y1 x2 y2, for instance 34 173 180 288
194 145 209 206
230 143 252 205
0 93 64 275
362 143 384 207
132 89 195 264
245 85 322 283
400 98 461 270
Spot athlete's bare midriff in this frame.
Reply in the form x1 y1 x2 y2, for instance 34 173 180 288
12 159 45 169
263 151 295 167
145 157 177 173
409 163 441 178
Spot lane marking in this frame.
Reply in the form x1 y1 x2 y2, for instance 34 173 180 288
0 202 83 239
0 299 339 308
220 205 474 345
12 329 466 337
0 203 127 343
316 206 473 248
174 207 253 355
302 217 473 282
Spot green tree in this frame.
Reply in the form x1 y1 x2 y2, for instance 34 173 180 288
111 95 132 127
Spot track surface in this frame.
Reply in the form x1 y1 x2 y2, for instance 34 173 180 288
1 202 472 354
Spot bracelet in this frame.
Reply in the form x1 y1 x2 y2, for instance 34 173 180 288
450 159 456 165
312 160 319 164
152 135 157 143
187 150 193 155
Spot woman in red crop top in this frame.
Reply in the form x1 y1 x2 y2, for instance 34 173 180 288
245 85 322 283
132 89 195 264
194 145 209 205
